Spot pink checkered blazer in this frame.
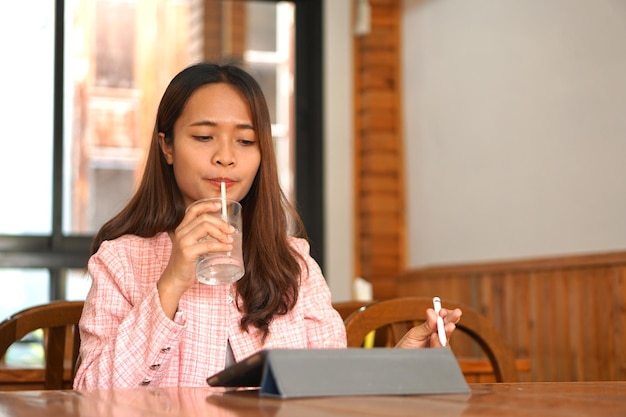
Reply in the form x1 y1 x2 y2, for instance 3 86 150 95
73 233 346 389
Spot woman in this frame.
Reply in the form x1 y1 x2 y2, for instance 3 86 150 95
74 63 461 389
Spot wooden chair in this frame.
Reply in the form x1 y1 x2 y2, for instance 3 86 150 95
0 301 84 390
332 300 372 321
344 296 519 382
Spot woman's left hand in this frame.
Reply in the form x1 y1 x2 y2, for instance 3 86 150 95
395 307 462 348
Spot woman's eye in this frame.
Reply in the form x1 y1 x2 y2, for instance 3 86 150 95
238 139 256 146
193 135 213 141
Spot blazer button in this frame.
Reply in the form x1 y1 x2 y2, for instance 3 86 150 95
161 347 171 353
140 378 151 386
150 364 161 370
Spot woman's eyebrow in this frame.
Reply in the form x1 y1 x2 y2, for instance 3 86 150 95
189 120 217 127
189 120 254 130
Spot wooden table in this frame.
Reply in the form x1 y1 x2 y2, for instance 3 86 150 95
0 382 624 416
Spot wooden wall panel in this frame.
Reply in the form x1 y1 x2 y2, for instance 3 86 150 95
203 1 222 60
202 1 246 62
353 0 406 293
351 1 625 383
392 251 626 382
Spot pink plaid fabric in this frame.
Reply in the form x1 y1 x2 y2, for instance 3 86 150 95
73 233 346 389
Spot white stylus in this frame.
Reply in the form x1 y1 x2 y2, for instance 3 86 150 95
433 297 447 347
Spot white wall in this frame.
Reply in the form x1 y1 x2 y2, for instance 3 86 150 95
324 0 353 301
402 0 626 266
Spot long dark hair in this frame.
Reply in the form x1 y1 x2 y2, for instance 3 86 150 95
91 63 307 338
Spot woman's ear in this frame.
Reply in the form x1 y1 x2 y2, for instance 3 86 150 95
159 133 174 165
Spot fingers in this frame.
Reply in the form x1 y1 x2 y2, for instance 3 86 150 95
194 214 235 243
158 201 239 310
163 200 235 288
185 198 223 216
433 307 460 340
395 323 432 348
402 306 463 348
442 308 462 325
180 200 235 246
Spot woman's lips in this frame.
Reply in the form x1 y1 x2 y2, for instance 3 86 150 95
208 178 234 188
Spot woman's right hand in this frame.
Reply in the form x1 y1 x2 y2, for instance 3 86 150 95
157 199 235 318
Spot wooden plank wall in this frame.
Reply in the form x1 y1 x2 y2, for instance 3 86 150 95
203 0 246 61
391 251 626 382
351 1 625 382
353 0 407 293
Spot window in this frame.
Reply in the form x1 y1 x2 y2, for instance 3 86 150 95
64 0 297 234
0 0 323 367
0 0 55 237
94 1 136 89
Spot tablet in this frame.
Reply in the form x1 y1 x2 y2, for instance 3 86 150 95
207 349 268 387
206 348 471 398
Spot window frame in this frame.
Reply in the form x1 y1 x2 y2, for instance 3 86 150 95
0 0 325 301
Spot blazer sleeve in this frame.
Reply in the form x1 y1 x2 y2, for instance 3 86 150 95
73 241 185 389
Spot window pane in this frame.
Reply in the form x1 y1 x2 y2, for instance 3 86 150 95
94 1 136 88
0 1 54 235
65 269 92 300
0 269 49 322
247 2 277 51
3 329 44 368
63 0 198 234
248 63 278 121
0 269 49 368
63 0 295 235
90 167 136 231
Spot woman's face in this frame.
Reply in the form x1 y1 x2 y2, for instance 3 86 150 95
160 82 261 207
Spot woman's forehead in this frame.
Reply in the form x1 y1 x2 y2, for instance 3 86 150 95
179 83 253 126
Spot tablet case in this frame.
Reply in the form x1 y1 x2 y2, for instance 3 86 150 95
207 348 470 398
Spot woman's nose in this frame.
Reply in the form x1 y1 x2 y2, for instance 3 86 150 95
213 140 235 166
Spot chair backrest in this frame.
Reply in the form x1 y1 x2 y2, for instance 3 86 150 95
343 296 519 382
0 301 84 390
332 300 371 321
